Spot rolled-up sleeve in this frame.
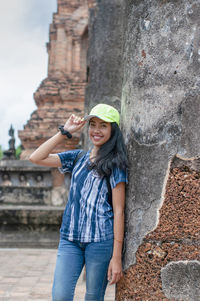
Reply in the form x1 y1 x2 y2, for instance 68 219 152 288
58 149 81 173
110 166 128 189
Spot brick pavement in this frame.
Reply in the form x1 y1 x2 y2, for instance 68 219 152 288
0 249 115 301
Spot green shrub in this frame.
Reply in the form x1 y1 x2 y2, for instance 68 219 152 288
16 145 22 159
0 146 3 160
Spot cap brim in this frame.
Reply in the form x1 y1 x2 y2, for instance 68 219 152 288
84 114 119 124
84 115 98 121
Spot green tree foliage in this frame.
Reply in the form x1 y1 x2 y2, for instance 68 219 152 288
0 145 3 160
0 145 22 160
16 145 22 159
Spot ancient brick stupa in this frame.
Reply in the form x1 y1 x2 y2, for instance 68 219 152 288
19 0 89 159
0 0 91 249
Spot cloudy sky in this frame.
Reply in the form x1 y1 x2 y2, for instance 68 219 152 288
0 0 57 149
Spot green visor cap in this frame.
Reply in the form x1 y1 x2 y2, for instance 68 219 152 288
84 104 120 126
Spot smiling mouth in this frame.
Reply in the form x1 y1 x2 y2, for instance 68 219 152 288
92 135 103 140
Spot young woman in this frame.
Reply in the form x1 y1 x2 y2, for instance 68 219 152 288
29 103 128 301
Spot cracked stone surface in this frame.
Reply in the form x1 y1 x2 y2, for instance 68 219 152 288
86 0 200 269
161 260 200 301
121 0 200 270
85 0 200 299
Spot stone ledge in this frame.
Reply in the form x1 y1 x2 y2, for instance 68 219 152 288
0 230 60 248
0 205 65 227
0 205 65 210
0 160 51 171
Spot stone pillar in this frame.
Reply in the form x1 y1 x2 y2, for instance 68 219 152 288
84 0 125 152
85 0 200 300
118 0 200 300
84 0 125 115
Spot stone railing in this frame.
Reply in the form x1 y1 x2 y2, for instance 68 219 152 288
0 160 66 248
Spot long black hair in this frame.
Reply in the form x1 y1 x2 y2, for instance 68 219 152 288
88 122 128 177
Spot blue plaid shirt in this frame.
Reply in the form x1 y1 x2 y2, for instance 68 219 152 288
58 150 128 242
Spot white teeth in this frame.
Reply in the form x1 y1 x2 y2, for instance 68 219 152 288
93 135 102 139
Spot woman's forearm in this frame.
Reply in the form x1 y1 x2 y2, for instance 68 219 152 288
107 209 124 285
112 211 124 258
29 132 64 163
29 115 85 167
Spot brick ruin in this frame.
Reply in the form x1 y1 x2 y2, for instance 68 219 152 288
19 0 91 160
0 0 98 250
117 157 200 300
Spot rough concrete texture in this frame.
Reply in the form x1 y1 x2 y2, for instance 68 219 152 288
85 0 125 115
161 260 200 301
121 0 200 270
116 164 200 300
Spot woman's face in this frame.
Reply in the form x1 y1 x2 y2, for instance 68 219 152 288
89 117 112 148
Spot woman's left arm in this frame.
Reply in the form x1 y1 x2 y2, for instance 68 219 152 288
107 181 125 285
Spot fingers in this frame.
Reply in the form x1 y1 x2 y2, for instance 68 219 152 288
108 270 123 285
107 265 112 283
68 114 83 122
109 273 121 285
64 114 85 132
75 121 86 131
71 114 85 125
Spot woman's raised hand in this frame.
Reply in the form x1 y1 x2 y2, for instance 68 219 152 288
64 114 86 134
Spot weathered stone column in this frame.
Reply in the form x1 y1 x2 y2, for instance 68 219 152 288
85 0 200 300
85 0 125 114
118 0 200 300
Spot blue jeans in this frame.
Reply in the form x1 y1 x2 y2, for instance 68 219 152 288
52 236 114 301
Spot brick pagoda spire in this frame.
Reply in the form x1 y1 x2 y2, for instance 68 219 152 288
19 0 89 159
